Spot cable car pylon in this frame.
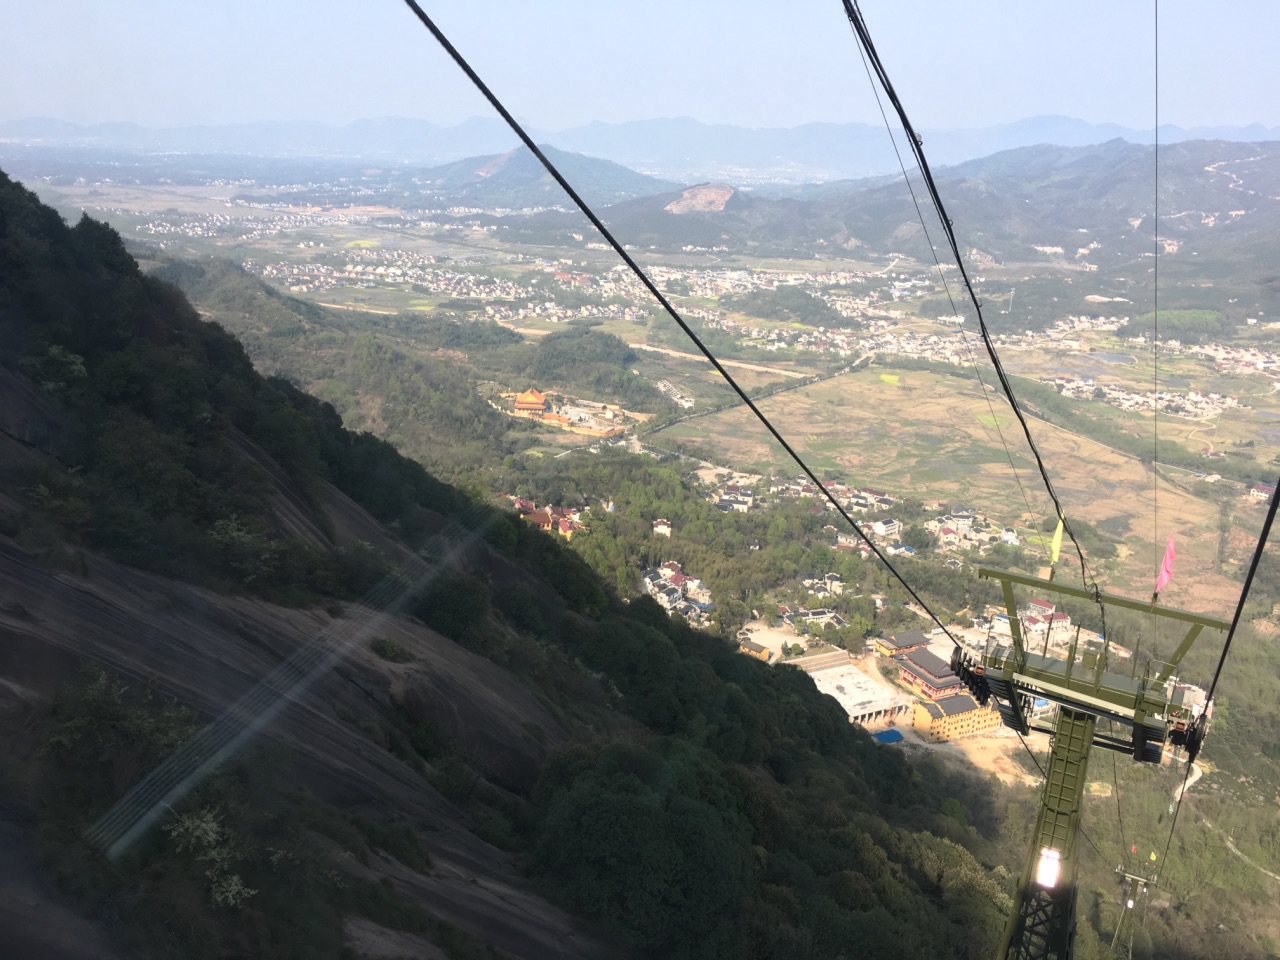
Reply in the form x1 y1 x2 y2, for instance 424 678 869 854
1110 866 1156 960
950 567 1228 960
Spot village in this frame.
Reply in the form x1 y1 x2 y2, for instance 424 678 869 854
234 227 1280 427
1042 376 1240 419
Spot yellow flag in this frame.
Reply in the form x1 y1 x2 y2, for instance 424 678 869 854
1049 518 1064 565
1149 851 1158 862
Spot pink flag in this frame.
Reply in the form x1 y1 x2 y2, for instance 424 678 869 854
1154 535 1176 595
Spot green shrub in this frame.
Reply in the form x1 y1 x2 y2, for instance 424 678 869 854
371 637 409 662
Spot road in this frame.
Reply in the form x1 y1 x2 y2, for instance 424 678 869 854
645 355 871 436
314 301 398 315
628 343 808 378
1173 759 1203 802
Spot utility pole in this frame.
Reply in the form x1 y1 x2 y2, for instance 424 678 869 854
952 568 1228 960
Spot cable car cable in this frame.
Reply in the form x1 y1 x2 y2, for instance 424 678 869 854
840 0 1098 597
840 0 1133 863
846 23 1053 570
400 2 1128 868
399 0 969 648
1157 478 1280 871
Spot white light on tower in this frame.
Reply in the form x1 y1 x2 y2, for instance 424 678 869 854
1035 847 1062 888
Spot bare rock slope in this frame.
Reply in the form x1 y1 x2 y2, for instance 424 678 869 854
0 440 609 960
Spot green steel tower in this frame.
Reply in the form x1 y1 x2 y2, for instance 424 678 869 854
952 569 1228 960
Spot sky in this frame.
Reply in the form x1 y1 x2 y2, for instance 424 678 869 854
5 1 1279 132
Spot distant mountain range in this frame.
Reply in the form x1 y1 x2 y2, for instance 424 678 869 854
4 114 1279 183
544 139 1280 289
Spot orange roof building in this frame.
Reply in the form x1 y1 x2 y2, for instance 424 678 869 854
514 389 547 412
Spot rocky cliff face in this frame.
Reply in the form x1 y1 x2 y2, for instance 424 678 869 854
0 433 607 960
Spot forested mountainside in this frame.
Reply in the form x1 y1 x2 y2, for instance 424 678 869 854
0 169 1022 958
513 139 1280 282
146 256 668 492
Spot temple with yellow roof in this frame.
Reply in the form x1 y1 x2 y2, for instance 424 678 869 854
513 388 547 413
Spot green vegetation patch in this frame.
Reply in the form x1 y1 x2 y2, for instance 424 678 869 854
1126 309 1237 344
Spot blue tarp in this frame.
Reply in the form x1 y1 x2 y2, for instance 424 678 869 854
872 729 905 744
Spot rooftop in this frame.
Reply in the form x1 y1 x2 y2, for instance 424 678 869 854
882 629 929 650
922 694 981 718
900 647 955 680
897 658 964 693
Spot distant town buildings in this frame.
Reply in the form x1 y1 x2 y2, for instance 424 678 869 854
503 496 586 540
713 483 754 513
642 561 714 627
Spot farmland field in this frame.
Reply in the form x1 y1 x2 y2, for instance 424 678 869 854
658 364 1259 616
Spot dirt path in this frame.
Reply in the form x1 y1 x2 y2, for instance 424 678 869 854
740 620 800 659
314 301 399 315
1201 818 1280 884
1168 761 1279 885
496 322 551 336
1174 760 1203 802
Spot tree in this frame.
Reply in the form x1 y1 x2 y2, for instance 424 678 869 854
901 524 935 552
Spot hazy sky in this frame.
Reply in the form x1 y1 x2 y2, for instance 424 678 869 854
6 1 1278 131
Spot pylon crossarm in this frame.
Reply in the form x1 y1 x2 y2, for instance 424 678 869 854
977 567 1225 732
1001 576 1029 667
976 568 1231 631
1152 623 1203 685
995 650 1176 725
978 566 1227 959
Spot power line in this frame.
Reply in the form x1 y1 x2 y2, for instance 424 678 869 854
1110 733 1130 863
1207 481 1280 705
1153 0 1161 597
1141 0 1160 886
399 0 968 649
